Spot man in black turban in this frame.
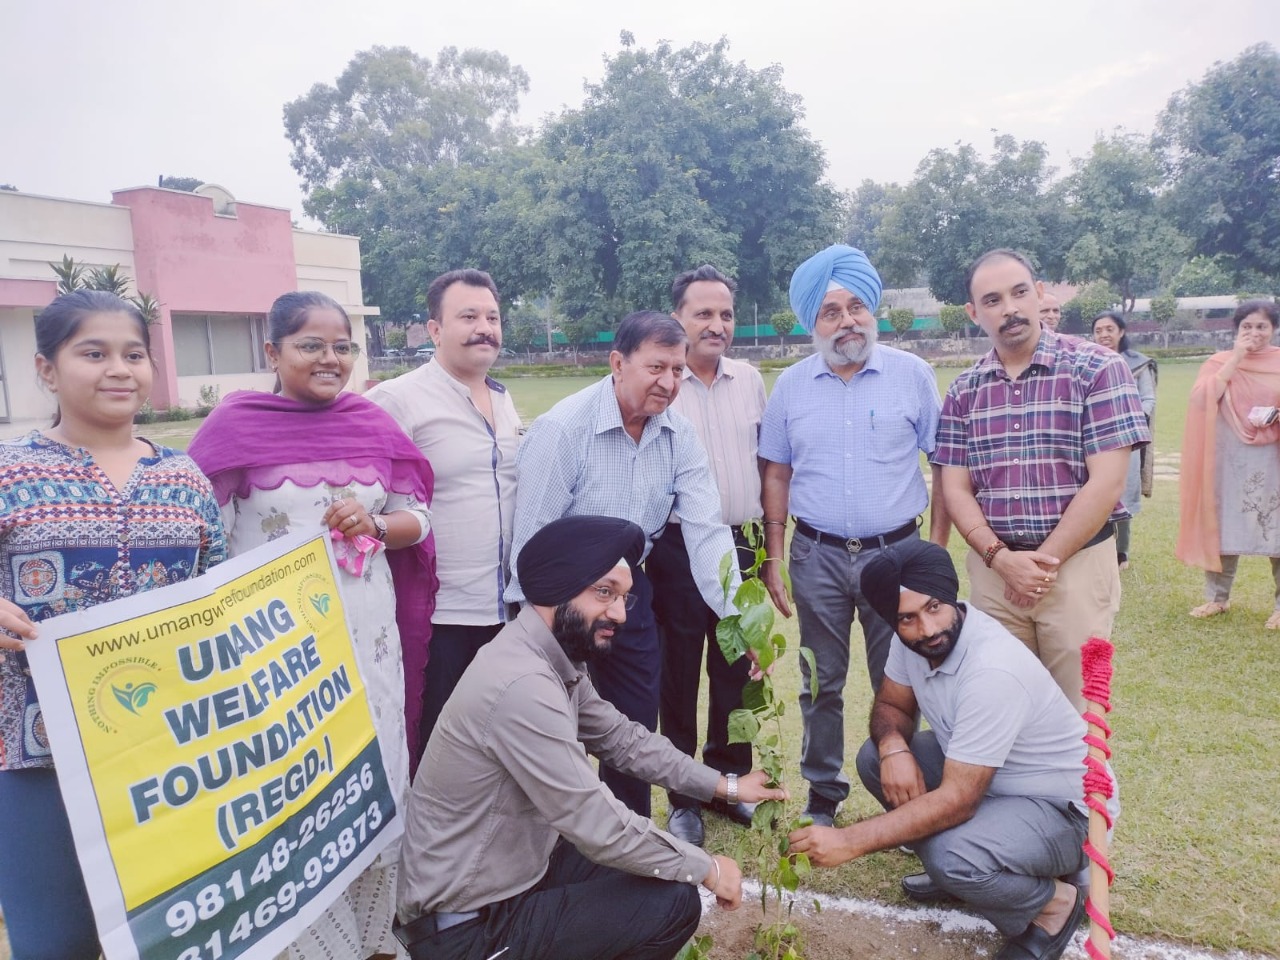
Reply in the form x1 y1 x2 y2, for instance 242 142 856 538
788 540 1096 960
396 515 788 960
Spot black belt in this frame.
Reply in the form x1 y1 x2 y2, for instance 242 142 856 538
395 908 483 949
793 517 919 554
1006 522 1115 553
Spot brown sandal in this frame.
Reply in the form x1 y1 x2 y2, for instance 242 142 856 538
1189 601 1230 619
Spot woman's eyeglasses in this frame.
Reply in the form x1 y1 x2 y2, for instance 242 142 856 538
280 338 362 359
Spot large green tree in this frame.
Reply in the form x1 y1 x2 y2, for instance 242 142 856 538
283 46 539 322
1064 132 1189 314
1154 43 1280 284
842 180 906 283
284 45 529 205
877 135 1072 306
535 36 841 325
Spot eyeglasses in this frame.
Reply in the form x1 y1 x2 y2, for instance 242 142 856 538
280 338 362 359
591 584 637 610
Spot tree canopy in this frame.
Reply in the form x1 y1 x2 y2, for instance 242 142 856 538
1155 44 1280 284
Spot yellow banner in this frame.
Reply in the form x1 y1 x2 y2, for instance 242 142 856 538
33 531 400 960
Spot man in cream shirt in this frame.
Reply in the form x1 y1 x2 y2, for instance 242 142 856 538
366 269 521 759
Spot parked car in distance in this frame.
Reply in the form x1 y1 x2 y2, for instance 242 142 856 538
382 348 404 358
414 345 436 359
499 347 518 358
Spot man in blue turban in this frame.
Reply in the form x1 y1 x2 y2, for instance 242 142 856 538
758 243 951 827
787 244 884 335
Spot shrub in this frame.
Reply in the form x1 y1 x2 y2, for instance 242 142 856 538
134 400 156 425
196 384 220 417
164 404 193 422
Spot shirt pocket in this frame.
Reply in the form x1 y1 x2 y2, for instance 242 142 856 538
868 410 918 463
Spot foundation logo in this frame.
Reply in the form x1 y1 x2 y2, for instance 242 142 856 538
86 658 162 734
296 573 333 634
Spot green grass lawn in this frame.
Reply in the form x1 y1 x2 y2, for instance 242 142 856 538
141 357 1277 953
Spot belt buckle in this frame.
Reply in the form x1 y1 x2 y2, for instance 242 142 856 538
845 537 863 553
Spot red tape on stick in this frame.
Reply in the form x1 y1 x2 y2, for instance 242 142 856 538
1081 637 1116 960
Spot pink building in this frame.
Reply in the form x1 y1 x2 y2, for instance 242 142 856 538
0 184 376 424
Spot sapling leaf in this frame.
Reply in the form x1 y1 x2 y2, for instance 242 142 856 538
727 708 760 744
716 617 746 661
799 646 818 700
742 679 768 711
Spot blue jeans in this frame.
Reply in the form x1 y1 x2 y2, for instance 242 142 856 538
789 527 913 803
0 768 100 959
855 734 1087 936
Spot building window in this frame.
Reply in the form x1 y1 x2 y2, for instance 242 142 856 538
170 314 267 375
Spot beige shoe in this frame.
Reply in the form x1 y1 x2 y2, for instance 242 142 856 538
1189 601 1230 618
1265 611 1280 630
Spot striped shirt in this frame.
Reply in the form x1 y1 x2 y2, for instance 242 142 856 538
932 332 1151 547
366 361 522 625
505 376 738 616
669 356 766 525
758 347 941 539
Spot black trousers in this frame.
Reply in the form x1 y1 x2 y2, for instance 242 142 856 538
403 841 701 960
418 621 505 758
647 523 752 810
589 562 660 815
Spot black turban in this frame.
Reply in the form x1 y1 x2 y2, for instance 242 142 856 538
862 540 960 631
518 516 646 607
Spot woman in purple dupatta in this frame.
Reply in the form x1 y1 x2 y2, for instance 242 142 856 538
189 292 436 960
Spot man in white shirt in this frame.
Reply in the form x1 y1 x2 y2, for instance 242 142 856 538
366 269 521 763
648 265 766 845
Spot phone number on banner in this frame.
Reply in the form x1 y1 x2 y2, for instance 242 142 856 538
130 740 394 960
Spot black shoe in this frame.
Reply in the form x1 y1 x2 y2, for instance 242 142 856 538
704 797 756 827
666 806 705 846
901 872 959 904
803 793 841 828
994 884 1086 960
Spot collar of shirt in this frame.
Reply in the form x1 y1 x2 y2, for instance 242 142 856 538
591 374 675 445
810 345 885 381
972 331 1059 381
425 357 510 397
517 605 586 689
681 357 735 386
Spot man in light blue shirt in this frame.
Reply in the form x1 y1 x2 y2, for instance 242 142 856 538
507 310 740 816
759 244 949 826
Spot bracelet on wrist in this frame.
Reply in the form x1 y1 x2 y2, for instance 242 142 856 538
725 772 739 804
879 747 912 762
982 540 1007 568
707 857 721 889
763 519 787 527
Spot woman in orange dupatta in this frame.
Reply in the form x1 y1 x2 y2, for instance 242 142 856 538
1177 300 1280 629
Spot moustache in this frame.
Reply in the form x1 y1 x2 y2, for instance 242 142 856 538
465 335 500 348
700 332 726 340
999 316 1030 333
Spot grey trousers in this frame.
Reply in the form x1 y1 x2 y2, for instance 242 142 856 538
1204 554 1280 610
790 528 910 803
855 734 1087 936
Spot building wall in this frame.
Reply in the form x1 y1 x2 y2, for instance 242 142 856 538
112 187 299 408
0 188 377 421
0 192 137 421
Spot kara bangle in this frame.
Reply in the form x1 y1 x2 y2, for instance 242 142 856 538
707 857 721 890
879 748 912 762
763 519 787 527
725 772 739 804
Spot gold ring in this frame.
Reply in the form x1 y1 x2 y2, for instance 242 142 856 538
1034 587 1042 594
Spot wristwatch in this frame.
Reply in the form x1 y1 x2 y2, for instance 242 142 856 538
725 773 739 804
371 514 388 541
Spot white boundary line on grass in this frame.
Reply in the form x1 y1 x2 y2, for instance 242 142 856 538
699 881 1271 960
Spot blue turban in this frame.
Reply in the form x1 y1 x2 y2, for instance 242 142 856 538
788 244 883 334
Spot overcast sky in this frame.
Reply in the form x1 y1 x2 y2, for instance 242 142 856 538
3 0 1277 224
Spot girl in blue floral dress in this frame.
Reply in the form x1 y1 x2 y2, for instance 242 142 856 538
0 290 225 959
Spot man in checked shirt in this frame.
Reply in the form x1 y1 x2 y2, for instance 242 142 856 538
934 249 1150 710
506 310 742 817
